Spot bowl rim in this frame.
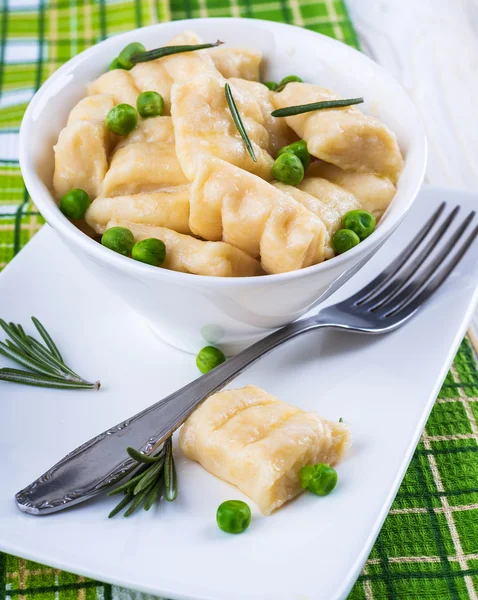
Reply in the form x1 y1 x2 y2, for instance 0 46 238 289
19 17 428 288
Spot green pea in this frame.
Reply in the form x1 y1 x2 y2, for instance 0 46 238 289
136 91 164 119
108 57 126 71
101 227 135 256
342 209 376 241
196 345 226 374
271 152 304 186
106 104 138 136
277 140 310 170
264 81 278 91
300 464 338 496
216 500 251 534
280 74 303 85
131 238 166 266
333 229 360 254
59 189 91 220
277 74 303 91
117 42 146 70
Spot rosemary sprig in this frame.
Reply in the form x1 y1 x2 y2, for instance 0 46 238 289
225 82 257 162
0 317 100 390
107 440 177 517
271 97 364 118
31 316 63 361
131 40 223 64
0 368 100 390
126 446 165 464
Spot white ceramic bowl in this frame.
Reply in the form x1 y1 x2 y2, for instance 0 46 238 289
20 18 427 355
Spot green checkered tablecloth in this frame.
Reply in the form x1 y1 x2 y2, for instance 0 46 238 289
1 1 478 598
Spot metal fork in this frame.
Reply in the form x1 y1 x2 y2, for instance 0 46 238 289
15 202 478 515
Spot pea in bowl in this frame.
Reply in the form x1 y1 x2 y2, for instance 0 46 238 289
19 18 427 354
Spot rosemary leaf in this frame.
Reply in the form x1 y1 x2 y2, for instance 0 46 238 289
131 40 223 65
106 461 151 496
103 463 138 490
108 493 135 518
3 322 28 343
0 319 47 375
271 97 364 118
124 486 151 517
225 82 257 162
27 336 81 380
16 324 28 341
32 316 63 362
107 468 149 496
7 329 68 379
0 368 99 390
127 446 165 464
0 341 60 377
0 320 33 356
164 437 178 501
2 320 64 378
133 459 165 495
144 475 163 511
0 319 12 338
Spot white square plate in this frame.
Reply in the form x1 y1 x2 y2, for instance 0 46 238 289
1 186 477 600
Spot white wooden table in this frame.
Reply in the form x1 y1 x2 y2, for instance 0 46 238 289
347 0 478 345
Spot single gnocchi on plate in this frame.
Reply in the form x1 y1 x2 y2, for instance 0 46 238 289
180 385 351 515
53 30 404 276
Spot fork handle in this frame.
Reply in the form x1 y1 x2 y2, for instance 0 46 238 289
16 315 326 515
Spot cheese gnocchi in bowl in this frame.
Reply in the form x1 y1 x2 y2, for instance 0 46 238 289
52 29 404 277
20 18 426 352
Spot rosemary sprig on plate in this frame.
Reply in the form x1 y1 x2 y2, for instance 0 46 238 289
107 437 178 517
271 97 364 118
0 317 100 390
225 82 257 162
131 40 223 64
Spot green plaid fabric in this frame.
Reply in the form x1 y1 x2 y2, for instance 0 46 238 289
1 1 477 599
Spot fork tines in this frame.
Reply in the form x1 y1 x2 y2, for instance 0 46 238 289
352 203 478 321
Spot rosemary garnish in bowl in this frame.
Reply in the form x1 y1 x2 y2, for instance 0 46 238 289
131 40 223 64
271 97 364 118
107 437 178 517
0 317 100 390
225 82 257 162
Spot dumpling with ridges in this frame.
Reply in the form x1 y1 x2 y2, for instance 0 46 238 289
273 183 331 258
87 69 140 107
272 82 404 182
160 31 220 83
307 161 396 219
190 156 327 273
209 46 262 80
115 116 175 149
171 73 274 181
274 179 360 258
86 187 191 235
129 62 173 114
53 95 116 200
54 122 109 200
179 385 351 515
230 77 298 156
101 142 188 197
129 32 219 115
108 220 263 277
298 177 361 235
130 59 174 115
67 94 115 124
